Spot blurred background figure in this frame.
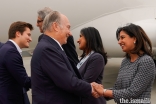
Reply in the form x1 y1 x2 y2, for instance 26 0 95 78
77 27 107 104
37 7 52 41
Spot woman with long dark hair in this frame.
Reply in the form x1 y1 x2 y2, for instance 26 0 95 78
77 27 107 104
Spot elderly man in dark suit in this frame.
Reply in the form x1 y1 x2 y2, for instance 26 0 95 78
0 21 33 104
31 11 97 104
36 7 79 65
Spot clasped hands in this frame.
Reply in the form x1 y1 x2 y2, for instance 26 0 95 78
91 82 104 98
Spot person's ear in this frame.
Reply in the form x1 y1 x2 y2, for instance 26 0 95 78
133 37 136 44
15 31 21 38
52 22 59 32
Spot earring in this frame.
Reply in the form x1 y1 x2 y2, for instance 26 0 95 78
134 41 136 44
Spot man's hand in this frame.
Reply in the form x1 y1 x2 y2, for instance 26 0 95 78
91 82 104 98
90 83 100 98
91 82 104 96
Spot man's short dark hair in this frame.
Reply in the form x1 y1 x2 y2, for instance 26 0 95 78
8 21 33 39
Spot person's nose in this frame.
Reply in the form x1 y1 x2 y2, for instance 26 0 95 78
69 31 72 36
118 39 121 45
29 37 32 42
77 39 80 43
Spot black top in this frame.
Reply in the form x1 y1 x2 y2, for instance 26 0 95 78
38 34 79 65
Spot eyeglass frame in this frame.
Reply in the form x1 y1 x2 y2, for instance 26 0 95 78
37 20 43 24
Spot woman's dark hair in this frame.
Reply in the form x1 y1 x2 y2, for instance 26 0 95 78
116 23 152 58
80 27 107 64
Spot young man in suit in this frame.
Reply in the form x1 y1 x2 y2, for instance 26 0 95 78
37 7 79 65
0 21 33 104
31 11 97 104
0 42 3 48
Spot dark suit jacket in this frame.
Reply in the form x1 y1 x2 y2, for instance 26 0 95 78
38 34 79 65
0 42 4 48
79 53 106 104
31 35 91 104
0 41 31 104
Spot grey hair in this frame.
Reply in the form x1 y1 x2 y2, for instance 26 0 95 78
42 11 62 32
37 7 53 20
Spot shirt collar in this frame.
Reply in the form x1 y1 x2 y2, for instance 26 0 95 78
9 39 22 56
51 38 64 51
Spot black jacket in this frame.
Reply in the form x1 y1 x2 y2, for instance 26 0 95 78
0 42 4 48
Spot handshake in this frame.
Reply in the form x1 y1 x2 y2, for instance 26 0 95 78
91 82 106 98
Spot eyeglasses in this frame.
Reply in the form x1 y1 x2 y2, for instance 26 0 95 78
37 20 43 24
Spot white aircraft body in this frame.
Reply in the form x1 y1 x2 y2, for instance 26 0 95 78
0 0 156 58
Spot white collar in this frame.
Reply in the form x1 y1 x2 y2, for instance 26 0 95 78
51 38 64 51
9 39 22 56
77 51 94 69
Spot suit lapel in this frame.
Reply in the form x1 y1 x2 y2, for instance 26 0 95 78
42 35 61 50
67 57 82 79
6 41 16 48
42 35 82 79
6 41 22 58
60 50 82 79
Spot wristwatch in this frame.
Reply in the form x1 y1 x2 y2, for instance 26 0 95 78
103 89 107 96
